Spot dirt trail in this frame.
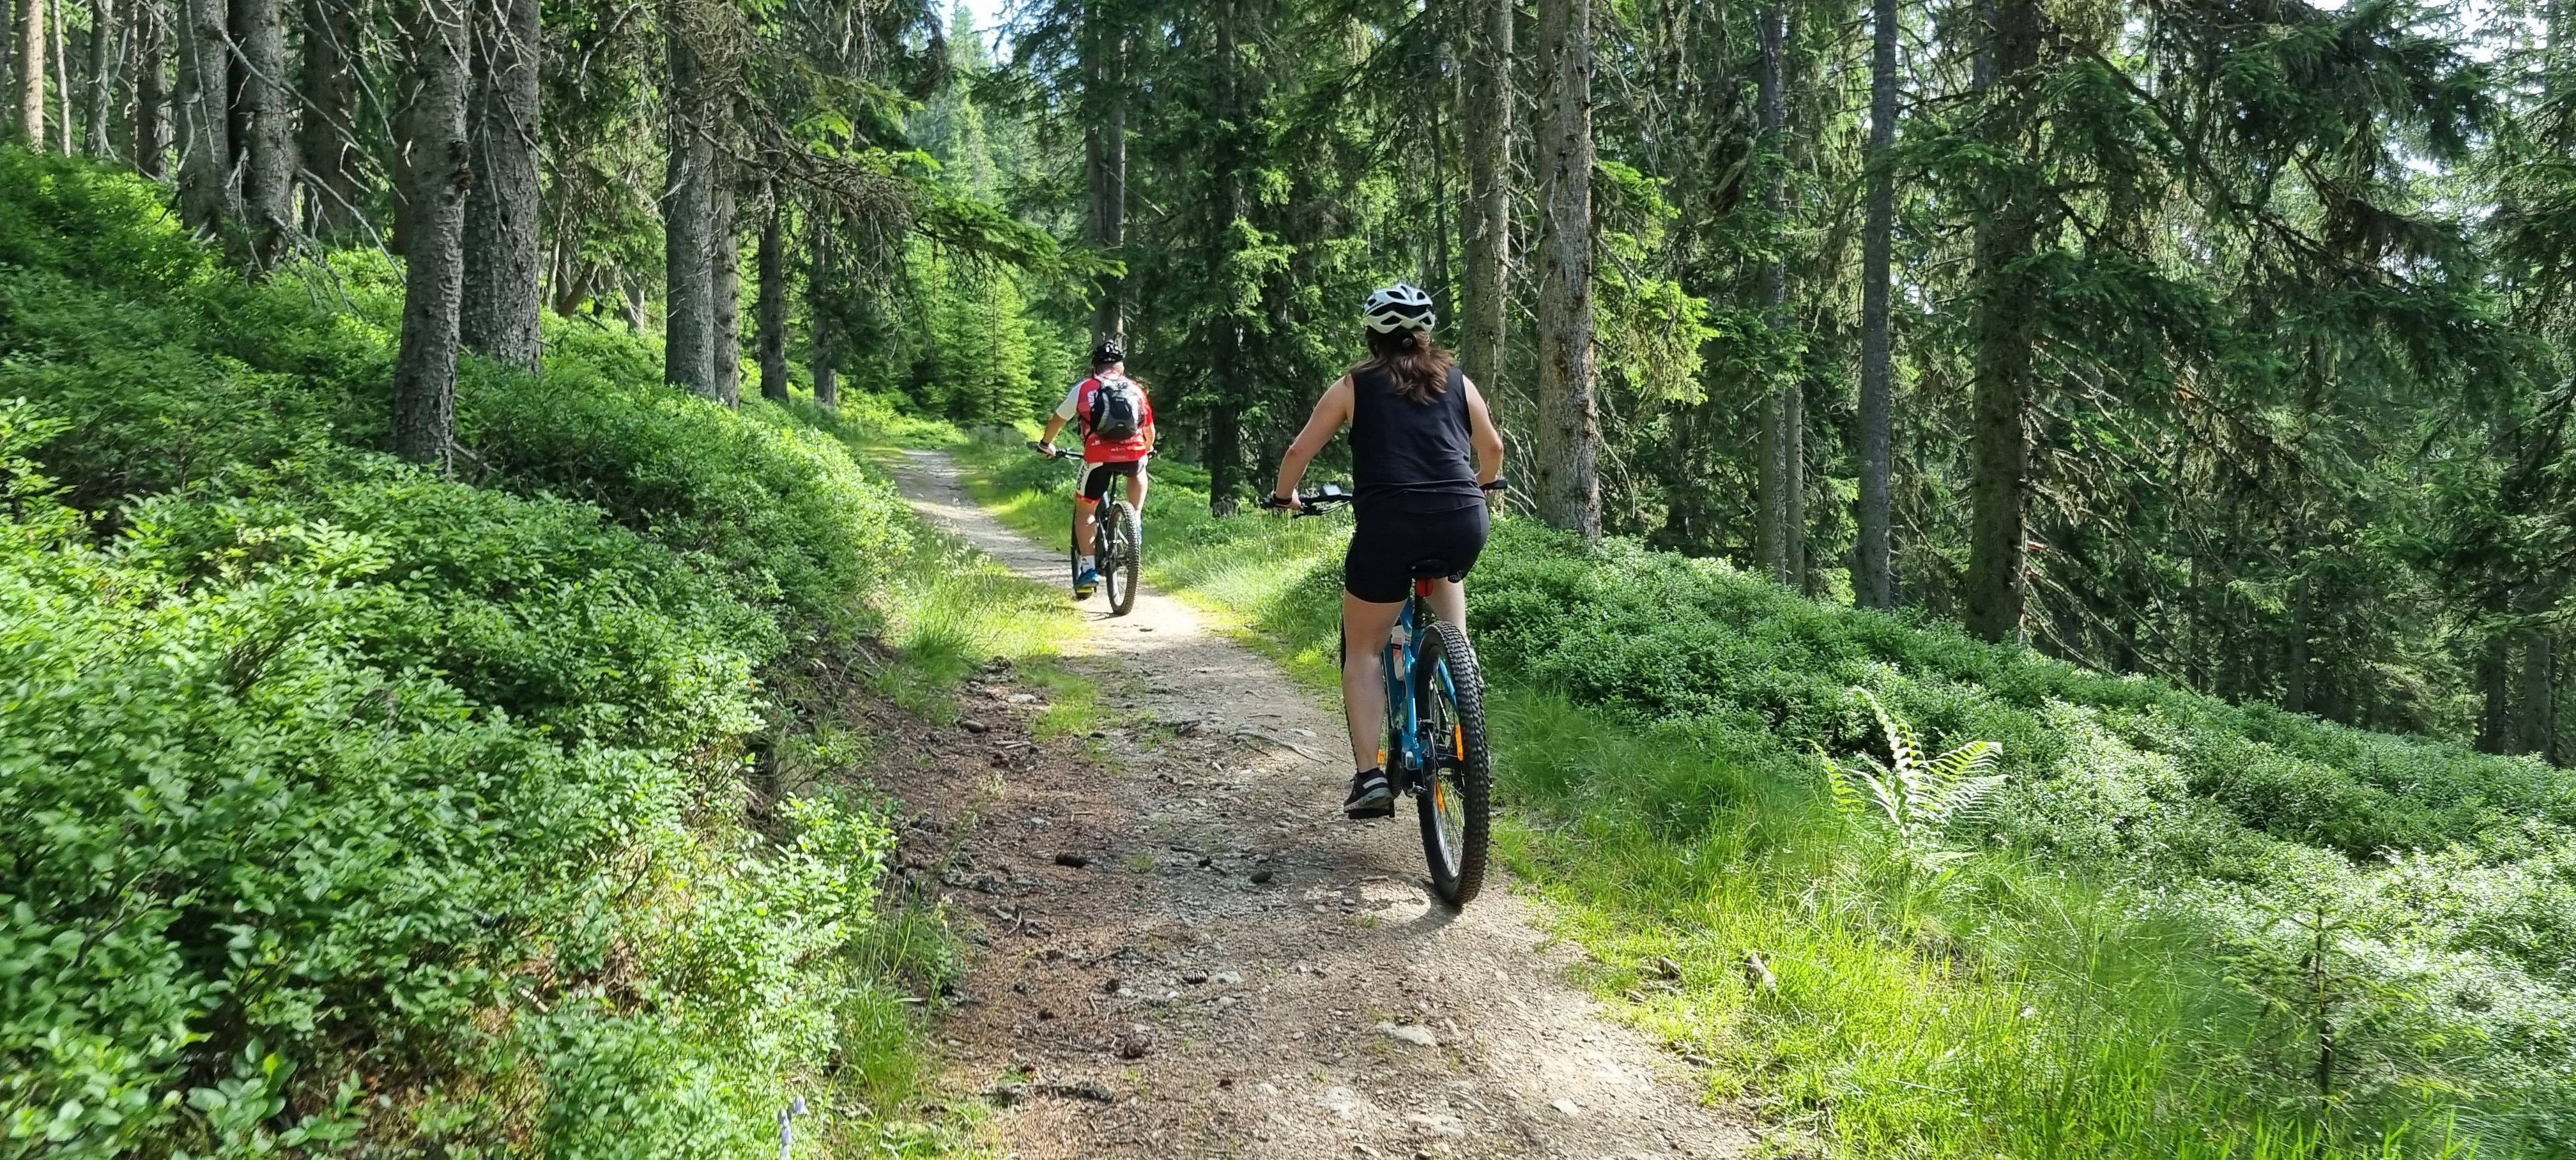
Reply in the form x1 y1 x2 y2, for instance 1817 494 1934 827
879 450 1753 1159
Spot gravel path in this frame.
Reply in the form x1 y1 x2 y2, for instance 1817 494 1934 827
880 448 1754 1159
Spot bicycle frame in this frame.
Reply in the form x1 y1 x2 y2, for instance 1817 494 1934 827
1379 579 1449 793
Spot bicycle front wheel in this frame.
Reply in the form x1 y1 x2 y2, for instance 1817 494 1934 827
1414 618 1491 906
1103 502 1142 616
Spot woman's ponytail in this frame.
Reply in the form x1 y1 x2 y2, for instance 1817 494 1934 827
1360 326 1456 404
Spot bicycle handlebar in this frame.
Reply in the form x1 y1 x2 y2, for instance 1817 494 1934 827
1259 477 1506 517
1258 488 1356 517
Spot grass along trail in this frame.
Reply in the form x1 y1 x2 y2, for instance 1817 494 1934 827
878 448 1753 1159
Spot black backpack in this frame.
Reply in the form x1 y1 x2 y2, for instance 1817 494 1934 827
1086 374 1143 440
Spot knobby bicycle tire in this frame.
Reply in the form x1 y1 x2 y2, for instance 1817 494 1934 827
1105 501 1142 616
1414 618 1491 906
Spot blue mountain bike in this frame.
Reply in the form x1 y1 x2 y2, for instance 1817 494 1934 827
1265 487 1491 906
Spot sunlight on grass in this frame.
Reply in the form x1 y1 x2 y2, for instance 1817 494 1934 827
884 423 2509 1159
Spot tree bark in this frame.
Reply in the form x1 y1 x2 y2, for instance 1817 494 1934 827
52 0 66 151
17 0 44 147
1755 3 1795 585
233 0 291 268
1 0 14 137
81 0 112 156
662 11 716 397
173 0 234 237
1963 0 2041 643
1429 0 1454 302
2478 623 2510 754
130 0 164 175
757 176 789 401
1083 17 1125 347
2517 631 2555 760
1205 1 1243 515
710 148 740 405
461 0 542 369
1855 0 1898 608
1459 0 1510 406
808 211 837 408
1532 0 1599 537
393 0 471 468
298 0 358 236
2285 572 2312 714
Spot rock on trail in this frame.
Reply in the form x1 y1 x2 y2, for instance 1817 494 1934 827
875 448 1753 1159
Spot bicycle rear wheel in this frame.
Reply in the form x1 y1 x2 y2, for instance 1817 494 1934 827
1414 618 1491 906
1105 501 1142 616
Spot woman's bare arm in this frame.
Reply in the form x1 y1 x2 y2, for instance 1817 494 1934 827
1272 377 1356 503
1463 378 1505 486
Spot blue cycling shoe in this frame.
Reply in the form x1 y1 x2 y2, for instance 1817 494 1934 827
1074 567 1100 598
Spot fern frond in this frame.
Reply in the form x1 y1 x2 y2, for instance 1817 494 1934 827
1816 747 1867 819
1858 761 1903 827
1859 690 1920 781
1942 774 2008 834
1927 738 2000 786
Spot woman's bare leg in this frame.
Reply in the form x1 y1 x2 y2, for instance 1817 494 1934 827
1340 591 1406 770
1425 577 1466 630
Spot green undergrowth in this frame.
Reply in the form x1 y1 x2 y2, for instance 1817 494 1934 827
910 423 2572 1157
0 149 1036 1157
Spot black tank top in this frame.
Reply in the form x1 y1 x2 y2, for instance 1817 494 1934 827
1349 362 1483 514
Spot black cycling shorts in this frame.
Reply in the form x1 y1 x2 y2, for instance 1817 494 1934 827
1344 501 1489 604
1079 458 1144 501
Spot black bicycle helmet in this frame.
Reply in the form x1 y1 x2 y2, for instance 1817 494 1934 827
1091 339 1126 366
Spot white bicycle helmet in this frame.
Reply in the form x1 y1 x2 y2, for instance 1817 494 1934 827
1362 282 1438 333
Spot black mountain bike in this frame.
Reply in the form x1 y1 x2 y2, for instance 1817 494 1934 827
1262 487 1492 906
1034 444 1142 616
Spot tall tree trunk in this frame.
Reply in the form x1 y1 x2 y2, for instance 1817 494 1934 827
17 0 44 146
757 176 789 401
662 11 716 397
710 149 740 405
1205 0 1243 515
1458 0 1510 404
1 0 14 136
1855 0 1898 608
1531 0 1599 537
393 0 470 468
808 211 837 408
1429 0 1455 303
1755 4 1795 584
2478 620 2510 754
461 0 542 369
2285 571 2312 714
1083 18 1125 347
298 0 358 236
174 0 233 236
131 0 164 175
234 0 291 268
1963 0 2041 643
2517 631 2556 760
81 0 112 155
51 0 66 150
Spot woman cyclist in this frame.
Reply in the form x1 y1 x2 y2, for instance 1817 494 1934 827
1269 283 1506 820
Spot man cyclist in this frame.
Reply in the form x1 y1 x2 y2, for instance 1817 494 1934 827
1269 283 1506 820
1038 340 1156 599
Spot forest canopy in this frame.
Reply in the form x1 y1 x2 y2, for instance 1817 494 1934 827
3 0 2568 752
